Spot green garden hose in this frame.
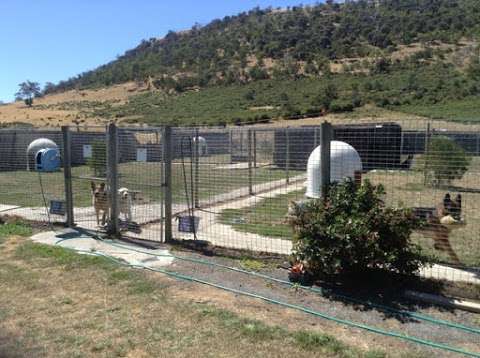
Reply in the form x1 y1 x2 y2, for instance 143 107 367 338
98 238 480 336
56 244 480 358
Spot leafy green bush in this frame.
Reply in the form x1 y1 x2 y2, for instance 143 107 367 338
288 180 429 277
424 136 471 187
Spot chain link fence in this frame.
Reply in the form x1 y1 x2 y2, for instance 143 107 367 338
1 121 479 283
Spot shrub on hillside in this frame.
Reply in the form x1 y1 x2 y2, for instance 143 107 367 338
288 179 429 278
329 99 355 113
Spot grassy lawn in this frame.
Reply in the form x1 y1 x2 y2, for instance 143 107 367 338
0 233 386 358
119 155 302 206
219 190 304 239
218 159 480 267
0 154 300 208
394 97 480 123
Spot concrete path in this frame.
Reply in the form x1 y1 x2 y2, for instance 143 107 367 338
419 264 480 285
0 204 20 213
30 228 173 268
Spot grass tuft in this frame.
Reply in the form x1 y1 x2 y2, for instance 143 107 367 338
239 258 266 271
15 242 115 270
0 220 32 244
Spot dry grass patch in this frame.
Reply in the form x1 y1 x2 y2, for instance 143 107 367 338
0 236 389 358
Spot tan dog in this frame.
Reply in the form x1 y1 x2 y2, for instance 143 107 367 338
91 181 109 226
414 193 463 264
118 187 133 222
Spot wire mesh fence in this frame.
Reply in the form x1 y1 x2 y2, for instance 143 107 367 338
0 128 66 224
116 127 165 242
69 126 109 231
1 121 479 283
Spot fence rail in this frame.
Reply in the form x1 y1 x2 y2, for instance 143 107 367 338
1 121 479 284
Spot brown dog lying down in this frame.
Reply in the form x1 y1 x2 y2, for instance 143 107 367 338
413 193 463 264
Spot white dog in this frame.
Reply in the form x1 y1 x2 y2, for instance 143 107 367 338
118 187 133 222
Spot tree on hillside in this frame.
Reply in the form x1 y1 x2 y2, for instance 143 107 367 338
43 82 56 95
15 81 41 107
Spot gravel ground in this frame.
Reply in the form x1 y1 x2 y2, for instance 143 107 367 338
166 250 480 357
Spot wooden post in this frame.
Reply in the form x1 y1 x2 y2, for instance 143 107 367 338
320 122 332 199
107 123 119 237
163 126 173 243
285 128 290 184
62 126 74 227
194 128 200 208
248 129 253 195
423 122 431 186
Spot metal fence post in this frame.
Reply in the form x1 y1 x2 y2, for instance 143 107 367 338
285 128 290 184
248 129 253 195
159 129 164 243
194 128 200 208
107 123 119 237
253 129 257 168
423 122 431 186
320 122 332 199
476 132 480 156
62 126 74 227
229 129 233 164
163 126 173 243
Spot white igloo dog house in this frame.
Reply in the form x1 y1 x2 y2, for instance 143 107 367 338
26 138 60 172
306 141 362 198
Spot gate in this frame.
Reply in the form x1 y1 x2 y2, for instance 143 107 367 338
63 124 166 242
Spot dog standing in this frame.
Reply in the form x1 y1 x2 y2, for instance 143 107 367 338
118 187 133 222
91 181 109 226
414 193 462 264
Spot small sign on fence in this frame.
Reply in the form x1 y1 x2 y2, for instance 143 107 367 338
136 148 147 162
49 200 66 216
83 144 92 158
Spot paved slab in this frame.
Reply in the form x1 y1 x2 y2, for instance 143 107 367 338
30 228 174 268
419 264 480 285
0 204 20 212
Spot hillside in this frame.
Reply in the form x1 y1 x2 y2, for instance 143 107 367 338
47 0 480 93
2 0 480 128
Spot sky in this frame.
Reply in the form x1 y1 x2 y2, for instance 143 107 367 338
0 0 321 103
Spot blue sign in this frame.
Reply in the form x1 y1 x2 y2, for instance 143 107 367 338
50 200 66 215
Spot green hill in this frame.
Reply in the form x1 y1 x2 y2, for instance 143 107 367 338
43 0 480 125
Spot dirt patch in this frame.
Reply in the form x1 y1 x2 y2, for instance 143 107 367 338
0 82 142 127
